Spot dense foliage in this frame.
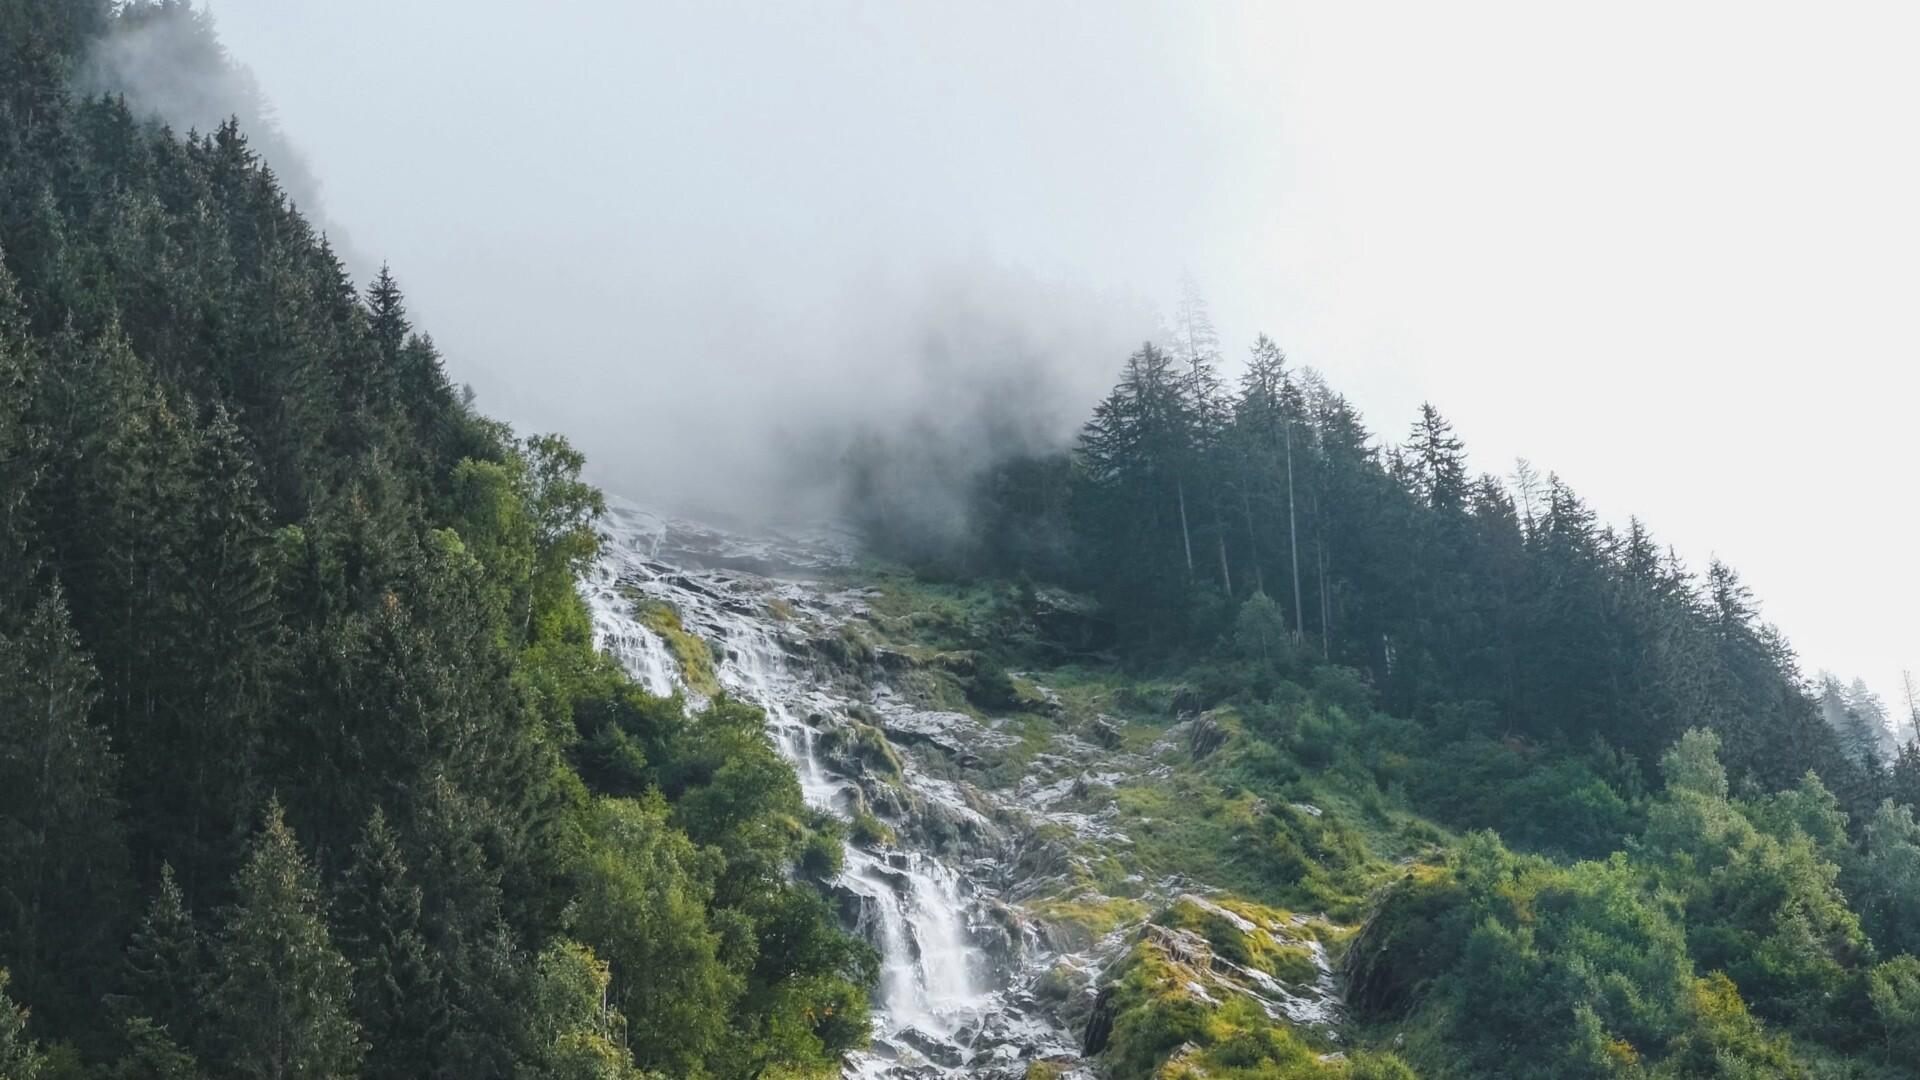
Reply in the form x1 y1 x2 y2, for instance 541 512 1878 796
6 4 1917 1079
879 294 1900 802
861 567 1920 1077
0 3 871 1075
857 296 1920 1072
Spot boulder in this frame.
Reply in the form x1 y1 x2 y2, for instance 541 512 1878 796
1188 712 1227 759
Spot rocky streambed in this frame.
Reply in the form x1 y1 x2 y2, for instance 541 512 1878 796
583 500 1347 1078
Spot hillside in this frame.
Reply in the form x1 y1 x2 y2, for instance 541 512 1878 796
833 331 1920 1076
0 4 868 1077
2 5 1919 1080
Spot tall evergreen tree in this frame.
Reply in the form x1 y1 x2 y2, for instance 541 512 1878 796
0 969 46 1080
337 809 447 1080
207 801 362 1080
1407 403 1468 512
0 585 129 1030
122 862 204 1049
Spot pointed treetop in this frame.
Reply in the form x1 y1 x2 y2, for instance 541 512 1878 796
366 263 410 347
1408 403 1468 510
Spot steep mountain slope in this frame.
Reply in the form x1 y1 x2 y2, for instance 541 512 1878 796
584 493 1920 1079
0 4 868 1077
4 4 1920 1080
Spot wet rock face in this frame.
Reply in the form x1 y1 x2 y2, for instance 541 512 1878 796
1087 714 1125 749
588 501 1348 1080
587 501 1089 1078
1081 986 1118 1056
1168 684 1205 717
1187 711 1227 759
878 707 1018 758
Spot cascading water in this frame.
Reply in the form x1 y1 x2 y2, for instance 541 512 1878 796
584 499 1083 1077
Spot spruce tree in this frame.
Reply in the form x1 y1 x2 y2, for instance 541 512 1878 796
0 253 42 617
0 585 130 1029
1408 403 1468 512
123 863 203 1046
338 808 447 1080
159 400 279 884
207 801 362 1080
0 970 46 1080
106 1017 204 1080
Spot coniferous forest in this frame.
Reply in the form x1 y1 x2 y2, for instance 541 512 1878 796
0 3 871 1077
843 305 1920 1077
5 3 1920 1080
847 312 1920 1075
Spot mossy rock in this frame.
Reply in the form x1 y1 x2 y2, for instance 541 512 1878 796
819 719 904 782
1029 892 1150 950
815 624 877 668
848 806 896 847
636 601 721 697
1162 895 1320 986
1033 961 1085 1003
1092 937 1347 1080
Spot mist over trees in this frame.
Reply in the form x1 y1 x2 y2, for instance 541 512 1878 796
5 2 1920 1079
0 2 869 1075
841 290 1920 1075
865 288 1911 807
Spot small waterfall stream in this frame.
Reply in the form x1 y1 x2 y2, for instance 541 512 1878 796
583 500 1083 1077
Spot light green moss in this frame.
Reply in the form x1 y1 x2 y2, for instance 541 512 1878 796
1097 939 1348 1080
1029 893 1150 945
848 806 896 847
636 601 721 697
1163 897 1319 986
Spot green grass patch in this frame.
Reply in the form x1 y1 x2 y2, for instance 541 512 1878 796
1028 893 1150 948
1162 896 1319 985
635 601 721 697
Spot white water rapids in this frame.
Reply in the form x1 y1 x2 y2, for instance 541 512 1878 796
582 500 1090 1077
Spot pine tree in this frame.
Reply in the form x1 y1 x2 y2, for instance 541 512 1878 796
1230 335 1292 601
154 400 280 885
1075 342 1203 629
333 262 406 455
364 264 409 375
338 809 447 1080
0 585 130 1029
1848 678 1897 759
107 1016 204 1080
207 801 362 1080
1821 673 1886 770
1169 283 1234 592
0 969 46 1080
1408 403 1469 512
0 253 43 618
123 863 203 1046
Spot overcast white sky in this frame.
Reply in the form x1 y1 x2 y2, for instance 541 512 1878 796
207 1 1918 705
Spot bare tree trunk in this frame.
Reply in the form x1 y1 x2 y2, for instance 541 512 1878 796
1176 476 1194 577
1317 534 1331 661
1904 669 1920 745
1286 421 1304 638
1240 488 1264 595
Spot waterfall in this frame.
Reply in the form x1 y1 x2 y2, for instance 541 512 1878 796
581 499 1348 1078
581 500 1062 1077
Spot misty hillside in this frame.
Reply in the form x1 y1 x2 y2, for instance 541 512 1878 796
2 4 1920 1080
0 4 869 1078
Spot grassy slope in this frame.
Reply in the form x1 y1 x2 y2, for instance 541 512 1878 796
840 567 1447 1079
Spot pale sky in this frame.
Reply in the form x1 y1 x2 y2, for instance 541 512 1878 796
204 1 1918 706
